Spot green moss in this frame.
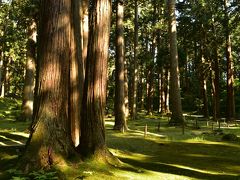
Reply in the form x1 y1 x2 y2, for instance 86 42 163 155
0 101 240 179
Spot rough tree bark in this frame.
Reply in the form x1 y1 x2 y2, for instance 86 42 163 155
78 0 118 163
124 50 129 119
224 0 235 121
81 0 88 68
212 45 220 120
114 0 128 131
167 0 183 125
21 0 76 170
130 0 138 120
146 0 157 115
199 43 209 119
21 21 36 121
70 0 85 147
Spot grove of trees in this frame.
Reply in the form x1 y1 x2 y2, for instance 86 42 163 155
0 0 240 172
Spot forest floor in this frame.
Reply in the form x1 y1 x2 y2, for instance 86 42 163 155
0 98 240 179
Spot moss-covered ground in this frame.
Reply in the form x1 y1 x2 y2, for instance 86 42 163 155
0 98 240 179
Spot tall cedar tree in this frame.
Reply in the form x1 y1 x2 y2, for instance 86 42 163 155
146 0 157 115
211 18 221 120
70 0 86 147
21 21 36 121
224 0 235 121
167 0 183 125
21 0 76 169
114 0 127 131
131 0 138 120
78 0 117 162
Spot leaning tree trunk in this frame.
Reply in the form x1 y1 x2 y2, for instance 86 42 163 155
114 0 127 131
168 0 183 125
21 21 36 121
21 0 76 170
78 0 117 163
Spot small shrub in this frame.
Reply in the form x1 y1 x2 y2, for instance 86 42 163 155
222 133 239 142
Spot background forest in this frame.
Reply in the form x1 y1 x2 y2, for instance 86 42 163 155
1 0 240 120
0 0 240 179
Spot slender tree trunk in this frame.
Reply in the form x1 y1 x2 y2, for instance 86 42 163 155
70 0 85 147
114 0 127 131
168 0 183 124
213 47 220 119
164 68 170 113
79 0 117 163
21 0 76 170
131 0 138 120
160 69 164 113
0 51 3 96
139 72 144 110
1 56 8 97
21 21 37 121
199 44 209 118
201 78 209 118
211 19 221 120
124 54 129 119
146 65 154 115
4 58 10 96
146 0 157 115
224 0 235 121
211 70 217 121
81 0 88 70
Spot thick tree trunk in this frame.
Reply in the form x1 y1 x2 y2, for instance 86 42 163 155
21 21 36 121
168 0 183 125
226 35 235 121
224 0 235 121
114 0 127 131
78 0 117 163
211 18 220 119
21 0 76 170
199 44 209 118
131 0 138 120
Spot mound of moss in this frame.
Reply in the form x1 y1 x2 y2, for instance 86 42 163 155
222 133 239 142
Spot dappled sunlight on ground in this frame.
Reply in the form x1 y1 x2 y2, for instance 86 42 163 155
106 114 240 179
0 102 240 179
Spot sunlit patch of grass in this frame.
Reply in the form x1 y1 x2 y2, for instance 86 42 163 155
0 101 240 179
0 134 24 145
